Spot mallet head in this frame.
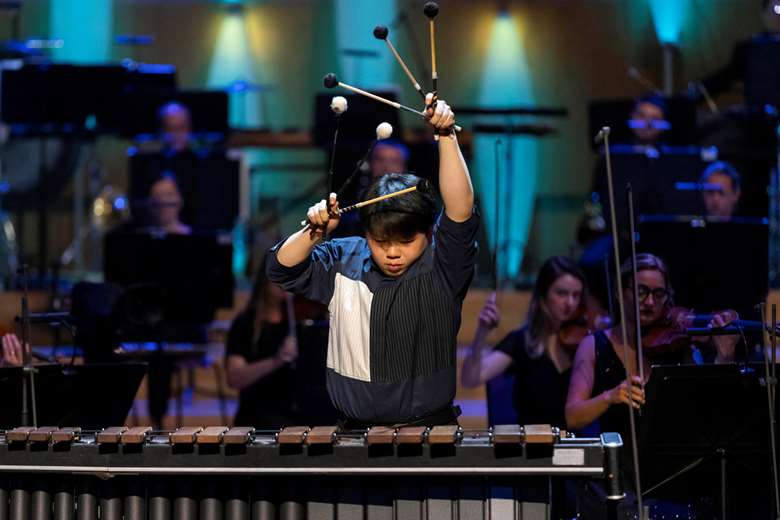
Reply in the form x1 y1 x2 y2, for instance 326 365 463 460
323 73 339 89
373 25 389 40
423 2 439 18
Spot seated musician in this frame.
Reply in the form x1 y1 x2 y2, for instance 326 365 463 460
700 161 741 219
159 102 194 156
267 95 477 427
147 173 191 235
225 263 298 429
332 139 410 238
566 253 737 433
698 0 780 101
627 94 668 149
462 256 590 428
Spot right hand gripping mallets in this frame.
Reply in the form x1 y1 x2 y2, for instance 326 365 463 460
373 25 426 101
323 73 460 132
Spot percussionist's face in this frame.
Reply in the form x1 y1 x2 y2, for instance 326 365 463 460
366 232 429 277
625 269 669 327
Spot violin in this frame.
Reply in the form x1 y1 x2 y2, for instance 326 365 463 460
641 306 740 358
558 305 612 351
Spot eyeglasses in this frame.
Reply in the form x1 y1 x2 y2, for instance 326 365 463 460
635 285 669 303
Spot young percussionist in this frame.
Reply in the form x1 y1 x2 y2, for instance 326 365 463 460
267 94 477 426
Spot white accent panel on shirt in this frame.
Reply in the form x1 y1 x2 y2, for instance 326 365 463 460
327 272 373 382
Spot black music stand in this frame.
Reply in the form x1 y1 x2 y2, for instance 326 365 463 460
640 363 772 519
128 150 241 232
592 146 706 227
0 363 147 430
104 231 234 337
637 216 768 317
745 36 780 109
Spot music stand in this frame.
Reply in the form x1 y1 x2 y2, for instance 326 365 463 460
641 364 771 519
104 231 234 335
0 363 147 430
128 150 241 231
592 146 707 227
637 216 769 317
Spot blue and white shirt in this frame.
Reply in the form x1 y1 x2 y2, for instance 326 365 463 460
267 210 479 424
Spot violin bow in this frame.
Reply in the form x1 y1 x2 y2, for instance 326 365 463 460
626 183 645 383
598 127 644 516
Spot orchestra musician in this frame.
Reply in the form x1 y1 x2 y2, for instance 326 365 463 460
461 256 591 429
147 173 191 235
626 94 668 149
225 262 299 429
699 0 780 101
700 161 742 220
267 94 478 427
566 253 738 434
158 102 194 156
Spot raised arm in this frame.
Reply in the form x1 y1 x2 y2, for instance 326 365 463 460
425 93 474 222
276 194 340 268
461 293 513 387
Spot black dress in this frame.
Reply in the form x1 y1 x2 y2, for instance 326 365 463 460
225 312 297 428
494 326 571 428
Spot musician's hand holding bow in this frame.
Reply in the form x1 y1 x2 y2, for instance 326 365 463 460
276 336 298 365
604 375 645 409
1 333 28 367
709 309 738 363
477 292 501 332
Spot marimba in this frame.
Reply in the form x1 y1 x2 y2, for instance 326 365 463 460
0 424 623 520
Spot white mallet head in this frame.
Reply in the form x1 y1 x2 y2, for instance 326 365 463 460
376 122 393 140
330 96 348 115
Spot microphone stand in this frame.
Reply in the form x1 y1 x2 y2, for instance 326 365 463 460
18 265 38 428
598 127 644 519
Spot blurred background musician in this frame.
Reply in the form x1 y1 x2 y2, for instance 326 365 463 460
225 262 298 429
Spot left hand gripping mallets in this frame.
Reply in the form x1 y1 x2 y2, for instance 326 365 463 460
373 25 426 101
323 73 460 132
300 186 418 227
424 2 439 95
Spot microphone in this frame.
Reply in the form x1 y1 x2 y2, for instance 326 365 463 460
594 126 610 145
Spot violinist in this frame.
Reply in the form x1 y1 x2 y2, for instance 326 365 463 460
462 256 592 428
225 260 299 429
565 253 738 434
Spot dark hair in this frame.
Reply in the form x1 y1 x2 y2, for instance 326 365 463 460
632 93 668 117
525 256 587 358
371 140 410 162
700 161 741 192
620 253 674 304
359 173 438 239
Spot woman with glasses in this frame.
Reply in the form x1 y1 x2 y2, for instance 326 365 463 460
565 253 738 517
565 253 737 433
